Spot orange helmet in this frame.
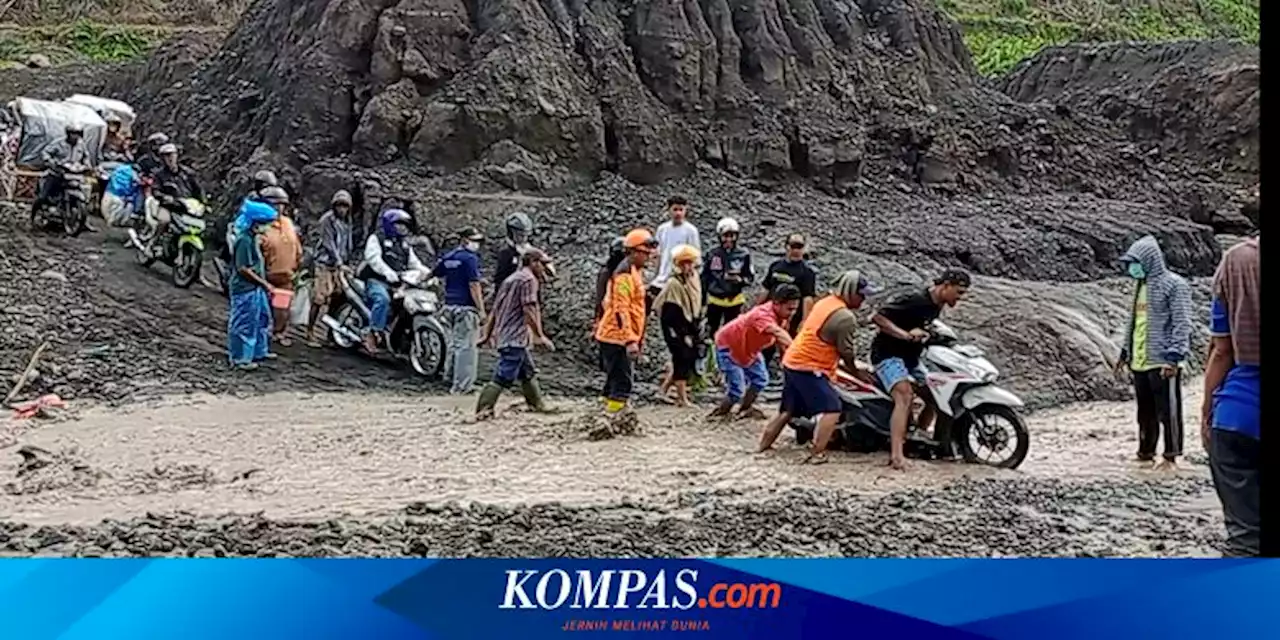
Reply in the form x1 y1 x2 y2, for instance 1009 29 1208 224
671 244 700 264
624 228 658 251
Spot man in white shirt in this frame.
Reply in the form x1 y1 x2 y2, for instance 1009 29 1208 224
647 195 701 314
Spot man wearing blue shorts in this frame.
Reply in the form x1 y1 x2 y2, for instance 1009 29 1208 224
757 271 877 462
870 270 970 470
475 249 556 419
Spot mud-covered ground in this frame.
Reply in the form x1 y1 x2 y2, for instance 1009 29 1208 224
1 379 1223 558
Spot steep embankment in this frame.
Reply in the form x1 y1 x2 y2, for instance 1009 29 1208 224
937 0 1259 75
0 0 244 65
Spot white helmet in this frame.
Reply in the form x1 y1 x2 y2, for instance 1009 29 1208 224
715 217 740 236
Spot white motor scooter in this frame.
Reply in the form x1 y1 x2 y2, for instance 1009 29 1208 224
790 321 1030 468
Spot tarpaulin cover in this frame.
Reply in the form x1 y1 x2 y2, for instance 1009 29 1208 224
65 94 137 132
10 98 107 168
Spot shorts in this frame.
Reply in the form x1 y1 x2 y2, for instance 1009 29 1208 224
266 272 294 289
875 357 928 391
494 346 536 387
780 367 841 418
312 266 342 304
715 347 768 402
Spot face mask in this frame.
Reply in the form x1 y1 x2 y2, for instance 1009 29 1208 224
1127 262 1145 279
464 241 480 252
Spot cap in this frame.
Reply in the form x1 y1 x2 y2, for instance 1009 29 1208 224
459 226 484 242
624 228 657 251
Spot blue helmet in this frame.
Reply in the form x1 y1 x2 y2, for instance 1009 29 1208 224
380 208 412 239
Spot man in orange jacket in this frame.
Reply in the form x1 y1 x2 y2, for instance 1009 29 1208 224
596 229 658 414
757 270 878 463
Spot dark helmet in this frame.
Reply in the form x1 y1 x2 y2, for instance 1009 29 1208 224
252 170 278 192
259 186 290 205
65 124 84 136
608 235 625 257
505 212 533 240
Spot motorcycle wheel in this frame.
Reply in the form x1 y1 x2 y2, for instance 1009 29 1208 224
62 200 87 237
331 303 365 349
409 322 447 378
955 404 1030 469
172 244 202 289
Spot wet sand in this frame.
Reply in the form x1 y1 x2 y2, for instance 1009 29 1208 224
0 380 1224 557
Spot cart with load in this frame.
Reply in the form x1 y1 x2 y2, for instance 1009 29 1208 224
1 97 109 206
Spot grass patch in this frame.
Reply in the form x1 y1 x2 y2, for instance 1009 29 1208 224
938 0 1260 75
0 20 166 64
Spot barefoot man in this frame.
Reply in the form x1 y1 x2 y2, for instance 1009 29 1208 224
757 271 876 463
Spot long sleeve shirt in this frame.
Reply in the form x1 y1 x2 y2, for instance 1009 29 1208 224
314 210 353 267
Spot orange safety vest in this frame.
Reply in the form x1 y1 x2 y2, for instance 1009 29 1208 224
595 264 647 345
781 295 845 377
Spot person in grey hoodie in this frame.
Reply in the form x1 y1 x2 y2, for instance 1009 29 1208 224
1115 235 1193 470
305 190 354 346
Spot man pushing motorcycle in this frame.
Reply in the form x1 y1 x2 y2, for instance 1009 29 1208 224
359 208 428 355
870 269 971 470
757 271 878 463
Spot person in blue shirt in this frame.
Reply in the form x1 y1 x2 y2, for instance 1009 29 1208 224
433 227 487 394
227 201 280 371
1200 236 1260 557
102 163 142 227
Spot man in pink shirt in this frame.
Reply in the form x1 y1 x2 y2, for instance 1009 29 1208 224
710 284 802 420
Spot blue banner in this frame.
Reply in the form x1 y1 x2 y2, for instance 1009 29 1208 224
0 559 1274 639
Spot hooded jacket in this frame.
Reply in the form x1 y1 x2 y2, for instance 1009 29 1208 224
1119 235 1193 367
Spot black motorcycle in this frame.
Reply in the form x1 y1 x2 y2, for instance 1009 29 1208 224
30 162 91 237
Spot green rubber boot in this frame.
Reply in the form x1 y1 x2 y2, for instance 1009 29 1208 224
475 383 504 418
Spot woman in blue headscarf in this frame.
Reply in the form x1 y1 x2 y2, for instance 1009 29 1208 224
228 200 280 370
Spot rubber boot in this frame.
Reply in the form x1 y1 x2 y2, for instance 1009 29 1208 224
475 383 504 416
520 378 554 413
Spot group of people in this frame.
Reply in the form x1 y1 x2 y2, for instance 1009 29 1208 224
583 197 977 468
29 119 1262 554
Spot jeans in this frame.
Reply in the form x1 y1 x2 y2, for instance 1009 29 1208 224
228 289 271 365
715 347 768 402
366 279 392 332
493 346 536 387
443 305 480 393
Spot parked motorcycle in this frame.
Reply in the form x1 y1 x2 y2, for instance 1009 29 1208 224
128 196 208 289
30 162 91 237
321 269 448 379
790 320 1030 469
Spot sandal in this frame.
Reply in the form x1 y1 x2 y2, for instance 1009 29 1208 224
802 452 829 465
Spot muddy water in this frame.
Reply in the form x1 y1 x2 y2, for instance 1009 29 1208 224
0 382 1224 557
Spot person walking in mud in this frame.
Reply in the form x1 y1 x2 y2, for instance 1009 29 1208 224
1200 235 1260 556
258 187 303 347
710 283 802 421
475 249 557 420
870 269 969 470
1115 235 1193 471
758 271 877 463
596 229 658 418
227 200 281 370
653 244 703 407
435 227 487 395
305 190 355 347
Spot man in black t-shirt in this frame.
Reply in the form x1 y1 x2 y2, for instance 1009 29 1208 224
760 233 818 368
870 269 971 470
